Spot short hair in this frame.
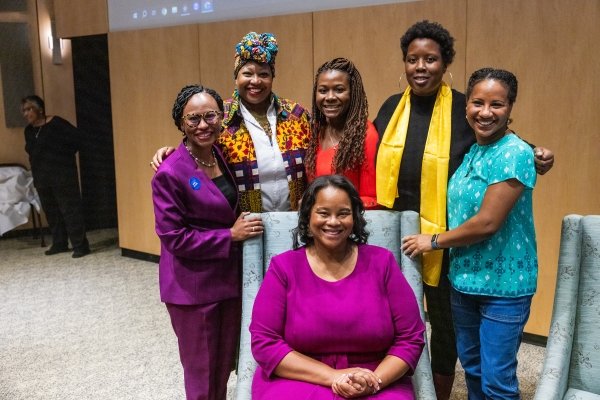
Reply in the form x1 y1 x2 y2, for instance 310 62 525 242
400 20 456 67
21 95 45 112
306 57 368 178
171 84 224 131
292 175 369 249
466 68 519 105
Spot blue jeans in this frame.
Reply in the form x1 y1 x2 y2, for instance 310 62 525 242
451 288 532 400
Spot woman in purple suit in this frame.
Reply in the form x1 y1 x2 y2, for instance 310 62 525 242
151 84 263 400
250 175 425 399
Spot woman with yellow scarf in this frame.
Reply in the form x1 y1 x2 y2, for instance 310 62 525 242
375 20 554 400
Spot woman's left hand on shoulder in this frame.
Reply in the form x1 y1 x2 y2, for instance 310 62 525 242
401 234 432 258
533 147 554 175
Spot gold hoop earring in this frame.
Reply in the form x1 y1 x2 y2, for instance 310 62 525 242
445 71 454 88
398 72 406 89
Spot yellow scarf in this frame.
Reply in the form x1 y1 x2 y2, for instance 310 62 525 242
376 82 452 286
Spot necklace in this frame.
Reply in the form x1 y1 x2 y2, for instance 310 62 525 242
249 110 273 145
34 125 43 139
328 133 339 149
324 127 340 149
185 142 217 167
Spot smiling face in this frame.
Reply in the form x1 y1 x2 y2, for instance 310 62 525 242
309 186 354 252
404 38 446 97
315 69 351 125
466 79 513 145
180 92 222 154
235 61 273 113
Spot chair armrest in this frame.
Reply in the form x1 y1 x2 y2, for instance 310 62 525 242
533 215 583 400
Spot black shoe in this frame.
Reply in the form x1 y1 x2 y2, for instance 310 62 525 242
45 246 69 256
72 247 91 258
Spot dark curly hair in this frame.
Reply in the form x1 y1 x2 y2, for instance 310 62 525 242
466 67 519 105
171 84 224 132
400 20 456 67
21 95 45 113
292 175 369 249
305 58 368 179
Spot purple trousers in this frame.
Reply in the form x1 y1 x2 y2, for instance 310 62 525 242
166 298 241 400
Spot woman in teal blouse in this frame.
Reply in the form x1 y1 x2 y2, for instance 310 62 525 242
402 68 537 399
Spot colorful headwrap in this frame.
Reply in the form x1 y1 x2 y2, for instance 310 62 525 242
234 32 278 78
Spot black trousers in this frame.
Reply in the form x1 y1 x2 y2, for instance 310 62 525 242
37 184 88 251
424 251 458 376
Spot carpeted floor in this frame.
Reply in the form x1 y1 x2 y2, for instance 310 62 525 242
0 229 544 399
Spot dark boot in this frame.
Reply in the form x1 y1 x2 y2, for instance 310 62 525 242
433 373 455 400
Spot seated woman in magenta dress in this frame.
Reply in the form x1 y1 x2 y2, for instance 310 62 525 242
250 175 425 399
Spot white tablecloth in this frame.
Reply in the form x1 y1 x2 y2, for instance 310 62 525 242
0 166 41 235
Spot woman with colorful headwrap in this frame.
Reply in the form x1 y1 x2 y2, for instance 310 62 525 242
374 20 554 400
151 32 311 213
304 57 378 209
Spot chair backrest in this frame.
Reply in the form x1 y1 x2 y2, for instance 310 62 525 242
236 210 435 400
534 215 600 399
568 215 600 393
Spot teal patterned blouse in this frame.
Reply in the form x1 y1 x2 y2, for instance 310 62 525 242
447 133 538 297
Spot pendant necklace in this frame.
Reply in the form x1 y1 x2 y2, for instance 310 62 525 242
34 125 43 139
185 142 217 167
329 134 339 149
326 127 340 150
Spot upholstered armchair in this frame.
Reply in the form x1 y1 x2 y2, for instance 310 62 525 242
533 215 600 400
235 210 436 400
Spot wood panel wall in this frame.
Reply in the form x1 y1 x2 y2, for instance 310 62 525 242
54 0 107 38
56 0 600 336
313 0 467 118
108 25 200 254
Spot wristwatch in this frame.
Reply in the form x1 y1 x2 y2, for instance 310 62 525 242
431 233 441 250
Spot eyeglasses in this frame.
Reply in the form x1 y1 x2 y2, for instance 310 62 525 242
181 111 222 127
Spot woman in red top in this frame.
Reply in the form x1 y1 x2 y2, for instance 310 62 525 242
304 58 378 208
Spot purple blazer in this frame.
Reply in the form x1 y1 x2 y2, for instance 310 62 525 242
151 142 241 305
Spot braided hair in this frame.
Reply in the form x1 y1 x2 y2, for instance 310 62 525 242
171 84 224 132
305 58 368 179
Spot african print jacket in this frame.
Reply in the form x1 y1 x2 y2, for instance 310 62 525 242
219 92 311 213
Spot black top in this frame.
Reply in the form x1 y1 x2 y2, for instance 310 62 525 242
374 89 476 212
212 173 237 210
24 116 83 188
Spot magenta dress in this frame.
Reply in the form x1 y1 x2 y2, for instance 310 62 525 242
250 244 425 400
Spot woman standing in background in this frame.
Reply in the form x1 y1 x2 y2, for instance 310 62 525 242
21 95 90 258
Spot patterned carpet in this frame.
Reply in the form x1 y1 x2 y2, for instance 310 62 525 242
0 229 544 399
